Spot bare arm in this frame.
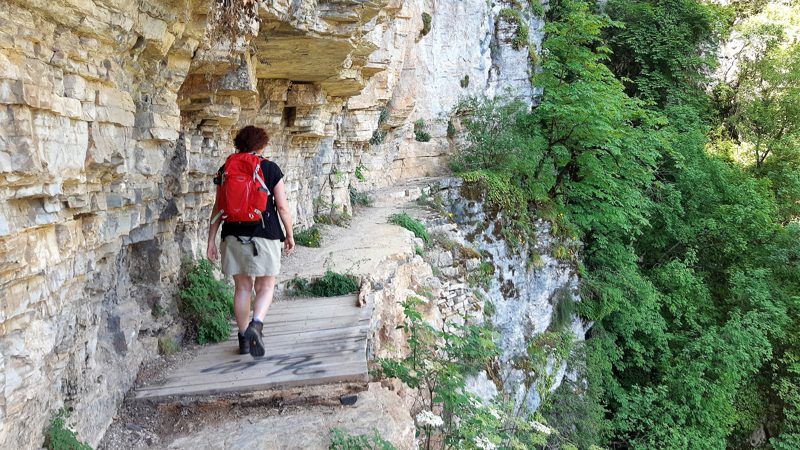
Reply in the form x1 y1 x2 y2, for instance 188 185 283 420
207 193 222 262
272 179 295 255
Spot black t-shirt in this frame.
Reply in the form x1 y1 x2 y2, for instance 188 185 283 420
218 159 285 241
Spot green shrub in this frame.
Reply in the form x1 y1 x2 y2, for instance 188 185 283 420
549 288 576 332
377 298 552 448
355 164 367 181
528 46 540 66
553 244 571 261
286 270 359 297
329 428 395 450
45 409 92 450
462 170 527 213
447 120 457 138
529 0 545 17
528 251 544 270
420 12 432 37
389 212 430 245
350 187 373 207
413 119 432 142
295 227 322 248
378 107 389 125
468 261 495 288
499 8 529 50
460 74 470 88
179 259 234 344
369 129 386 145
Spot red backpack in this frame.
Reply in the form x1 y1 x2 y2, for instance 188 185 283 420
212 153 271 225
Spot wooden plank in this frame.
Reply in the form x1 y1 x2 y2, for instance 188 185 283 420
224 322 370 339
225 305 371 330
268 296 360 311
136 366 369 400
264 309 371 324
218 328 369 351
173 344 367 376
157 353 368 387
135 359 367 392
135 293 373 400
142 358 367 389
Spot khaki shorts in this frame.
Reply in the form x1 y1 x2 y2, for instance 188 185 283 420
220 236 282 277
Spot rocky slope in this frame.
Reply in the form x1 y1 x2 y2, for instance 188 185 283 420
0 0 543 447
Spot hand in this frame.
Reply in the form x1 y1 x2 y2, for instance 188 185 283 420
207 240 220 263
284 236 295 256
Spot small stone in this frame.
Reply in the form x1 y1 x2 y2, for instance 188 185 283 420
339 394 358 406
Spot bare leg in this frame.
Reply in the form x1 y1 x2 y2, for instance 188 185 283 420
252 275 277 322
233 274 254 332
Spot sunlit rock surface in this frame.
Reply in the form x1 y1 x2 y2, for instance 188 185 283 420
436 178 588 413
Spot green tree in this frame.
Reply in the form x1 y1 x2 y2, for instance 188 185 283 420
604 0 731 107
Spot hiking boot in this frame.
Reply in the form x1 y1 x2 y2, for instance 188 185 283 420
237 332 250 355
244 320 265 358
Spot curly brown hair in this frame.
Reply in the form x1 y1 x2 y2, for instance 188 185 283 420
233 126 269 153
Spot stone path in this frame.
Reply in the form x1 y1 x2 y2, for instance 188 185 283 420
134 179 436 401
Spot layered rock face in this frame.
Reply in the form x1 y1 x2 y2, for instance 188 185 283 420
0 0 541 447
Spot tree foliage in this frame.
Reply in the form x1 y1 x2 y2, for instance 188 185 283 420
456 0 800 447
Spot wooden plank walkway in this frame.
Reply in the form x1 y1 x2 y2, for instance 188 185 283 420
136 295 372 401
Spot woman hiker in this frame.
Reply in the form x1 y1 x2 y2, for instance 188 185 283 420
206 125 295 357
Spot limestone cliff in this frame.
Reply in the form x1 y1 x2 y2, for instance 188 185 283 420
0 0 541 447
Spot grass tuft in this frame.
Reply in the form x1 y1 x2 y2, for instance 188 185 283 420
286 270 359 297
389 212 430 245
295 227 322 248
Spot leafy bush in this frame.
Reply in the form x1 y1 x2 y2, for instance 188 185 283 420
414 130 431 142
467 261 495 288
378 107 389 125
460 74 470 88
446 120 456 138
286 270 359 297
350 187 373 207
413 119 432 142
295 227 322 248
179 259 233 344
45 409 92 450
355 164 367 181
549 288 576 332
369 129 386 145
420 12 432 37
377 297 551 449
329 428 395 450
499 8 529 50
389 212 430 245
